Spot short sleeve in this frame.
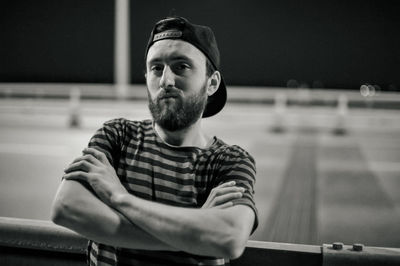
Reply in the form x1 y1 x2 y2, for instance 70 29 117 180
215 146 258 234
87 118 126 169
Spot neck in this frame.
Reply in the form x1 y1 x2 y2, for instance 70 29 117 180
154 119 210 148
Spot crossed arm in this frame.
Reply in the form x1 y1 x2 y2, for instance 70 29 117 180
51 148 255 259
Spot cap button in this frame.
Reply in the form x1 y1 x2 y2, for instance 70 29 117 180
332 242 344 250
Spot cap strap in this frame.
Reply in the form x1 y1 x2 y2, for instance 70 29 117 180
153 30 183 42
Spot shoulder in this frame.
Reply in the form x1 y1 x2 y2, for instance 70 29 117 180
102 118 153 133
213 139 256 167
102 118 150 128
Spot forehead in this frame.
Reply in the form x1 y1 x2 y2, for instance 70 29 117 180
146 39 206 65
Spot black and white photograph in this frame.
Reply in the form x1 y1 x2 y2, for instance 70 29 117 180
0 1 399 265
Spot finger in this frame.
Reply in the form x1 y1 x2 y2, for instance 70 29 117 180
64 160 93 173
83 148 109 165
216 181 236 188
71 154 100 166
209 182 237 196
213 186 245 196
213 192 243 206
213 201 234 209
63 171 90 182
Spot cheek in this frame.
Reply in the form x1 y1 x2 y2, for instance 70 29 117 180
146 75 159 91
147 89 158 103
146 80 157 99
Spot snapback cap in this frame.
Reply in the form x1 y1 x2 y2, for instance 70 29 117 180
145 17 227 118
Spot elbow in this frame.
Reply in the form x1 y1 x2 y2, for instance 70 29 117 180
50 198 70 226
223 237 247 260
208 229 247 259
50 200 63 225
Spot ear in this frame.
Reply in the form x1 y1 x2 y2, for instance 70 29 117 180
207 71 221 96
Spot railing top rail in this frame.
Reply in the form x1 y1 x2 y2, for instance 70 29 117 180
247 240 321 253
1 216 399 266
0 216 87 253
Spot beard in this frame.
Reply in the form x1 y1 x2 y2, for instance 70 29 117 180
148 84 208 131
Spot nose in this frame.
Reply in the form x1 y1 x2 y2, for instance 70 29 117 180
159 66 175 89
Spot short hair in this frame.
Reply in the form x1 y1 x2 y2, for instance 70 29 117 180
206 57 216 77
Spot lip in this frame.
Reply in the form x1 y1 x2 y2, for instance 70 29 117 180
160 93 179 99
160 97 176 101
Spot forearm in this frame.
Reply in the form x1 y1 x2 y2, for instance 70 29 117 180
59 148 255 258
111 192 254 259
51 180 177 251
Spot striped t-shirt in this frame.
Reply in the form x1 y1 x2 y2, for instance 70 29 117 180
87 118 258 266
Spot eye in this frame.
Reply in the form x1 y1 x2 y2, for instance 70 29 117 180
178 63 189 69
150 65 163 72
172 63 191 74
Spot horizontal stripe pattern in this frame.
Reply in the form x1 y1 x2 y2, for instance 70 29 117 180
87 118 257 265
88 241 117 266
117 249 226 266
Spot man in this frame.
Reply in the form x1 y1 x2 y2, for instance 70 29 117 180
51 16 258 266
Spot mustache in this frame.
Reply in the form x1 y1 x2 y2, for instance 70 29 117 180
157 89 182 100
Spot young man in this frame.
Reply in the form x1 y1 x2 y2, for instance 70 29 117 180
51 17 258 266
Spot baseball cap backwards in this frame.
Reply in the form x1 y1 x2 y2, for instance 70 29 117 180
145 17 227 118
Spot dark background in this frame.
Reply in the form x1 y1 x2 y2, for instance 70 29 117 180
1 0 399 90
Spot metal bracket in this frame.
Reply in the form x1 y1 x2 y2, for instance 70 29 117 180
322 242 400 266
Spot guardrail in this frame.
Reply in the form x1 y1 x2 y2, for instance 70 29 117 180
1 83 400 109
0 217 399 266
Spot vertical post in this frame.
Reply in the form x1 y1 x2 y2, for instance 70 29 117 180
332 93 348 135
270 92 287 133
69 87 81 128
114 0 130 100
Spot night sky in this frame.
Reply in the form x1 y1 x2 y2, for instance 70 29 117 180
1 0 399 90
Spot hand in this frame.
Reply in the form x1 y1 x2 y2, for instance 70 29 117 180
201 181 245 209
63 147 127 206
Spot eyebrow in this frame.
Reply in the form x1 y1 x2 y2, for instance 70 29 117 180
147 54 195 66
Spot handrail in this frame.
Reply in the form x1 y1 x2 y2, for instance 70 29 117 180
1 83 400 109
0 217 399 266
0 217 86 253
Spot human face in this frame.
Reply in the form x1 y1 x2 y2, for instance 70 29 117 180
146 40 209 131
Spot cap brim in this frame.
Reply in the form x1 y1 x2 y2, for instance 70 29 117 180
202 76 227 118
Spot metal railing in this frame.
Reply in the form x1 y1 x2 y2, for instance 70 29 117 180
0 217 399 266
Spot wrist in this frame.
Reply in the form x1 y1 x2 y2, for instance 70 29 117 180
110 190 130 208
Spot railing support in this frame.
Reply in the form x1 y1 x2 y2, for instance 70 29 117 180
1 217 399 266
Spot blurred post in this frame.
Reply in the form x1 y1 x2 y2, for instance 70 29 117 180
270 92 287 133
69 87 81 128
332 93 348 135
115 0 130 100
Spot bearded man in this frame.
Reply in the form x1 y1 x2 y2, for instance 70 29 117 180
51 16 258 266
